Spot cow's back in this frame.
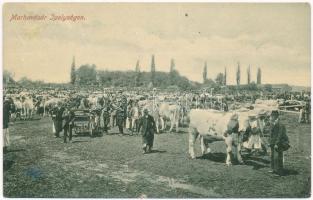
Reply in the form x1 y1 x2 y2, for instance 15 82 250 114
189 109 234 137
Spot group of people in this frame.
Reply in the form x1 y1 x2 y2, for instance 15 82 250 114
50 96 291 174
49 90 157 154
2 86 308 175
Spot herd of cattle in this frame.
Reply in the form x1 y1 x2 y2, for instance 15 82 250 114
4 88 310 165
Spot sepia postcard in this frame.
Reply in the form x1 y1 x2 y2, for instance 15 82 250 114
2 2 311 198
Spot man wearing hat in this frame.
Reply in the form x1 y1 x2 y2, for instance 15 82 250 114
115 99 125 134
138 108 157 154
269 110 290 176
52 101 65 138
62 105 75 143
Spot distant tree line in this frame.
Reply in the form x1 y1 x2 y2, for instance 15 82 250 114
74 64 197 90
70 56 266 92
3 56 275 93
69 55 200 90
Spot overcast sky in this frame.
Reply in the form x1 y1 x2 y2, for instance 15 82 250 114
3 3 311 86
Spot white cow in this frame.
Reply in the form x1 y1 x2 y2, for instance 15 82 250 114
188 109 241 166
254 99 279 111
21 96 34 120
188 109 261 166
44 97 66 115
158 103 181 132
10 97 23 120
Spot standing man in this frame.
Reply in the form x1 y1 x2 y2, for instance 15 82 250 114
115 99 125 134
118 89 128 128
63 105 74 143
138 108 157 154
303 100 311 123
269 110 290 176
100 98 111 133
52 102 65 138
3 96 11 153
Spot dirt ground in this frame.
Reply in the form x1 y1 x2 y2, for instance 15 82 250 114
3 113 311 198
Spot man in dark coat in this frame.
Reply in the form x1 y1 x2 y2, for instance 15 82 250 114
52 102 65 138
100 100 111 133
269 110 289 176
62 106 74 143
138 108 157 154
115 100 125 134
3 97 11 152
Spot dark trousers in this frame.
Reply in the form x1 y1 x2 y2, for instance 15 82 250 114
271 147 284 174
103 116 110 133
63 125 72 143
142 132 154 152
54 120 63 137
118 125 123 134
116 117 124 134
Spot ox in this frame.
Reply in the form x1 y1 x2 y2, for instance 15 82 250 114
254 99 279 111
188 109 264 166
44 97 66 116
20 96 34 120
11 97 23 120
158 103 181 132
139 100 182 133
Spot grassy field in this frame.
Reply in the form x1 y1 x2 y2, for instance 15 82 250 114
3 113 311 198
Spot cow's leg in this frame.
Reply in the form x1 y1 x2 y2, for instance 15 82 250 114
233 133 243 164
159 117 165 131
22 108 26 120
200 137 211 156
25 109 28 120
179 112 183 125
200 136 206 156
188 127 198 159
27 109 31 120
155 117 160 133
169 114 175 132
225 135 233 166
236 142 243 164
21 108 24 120
175 118 179 132
30 109 33 119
